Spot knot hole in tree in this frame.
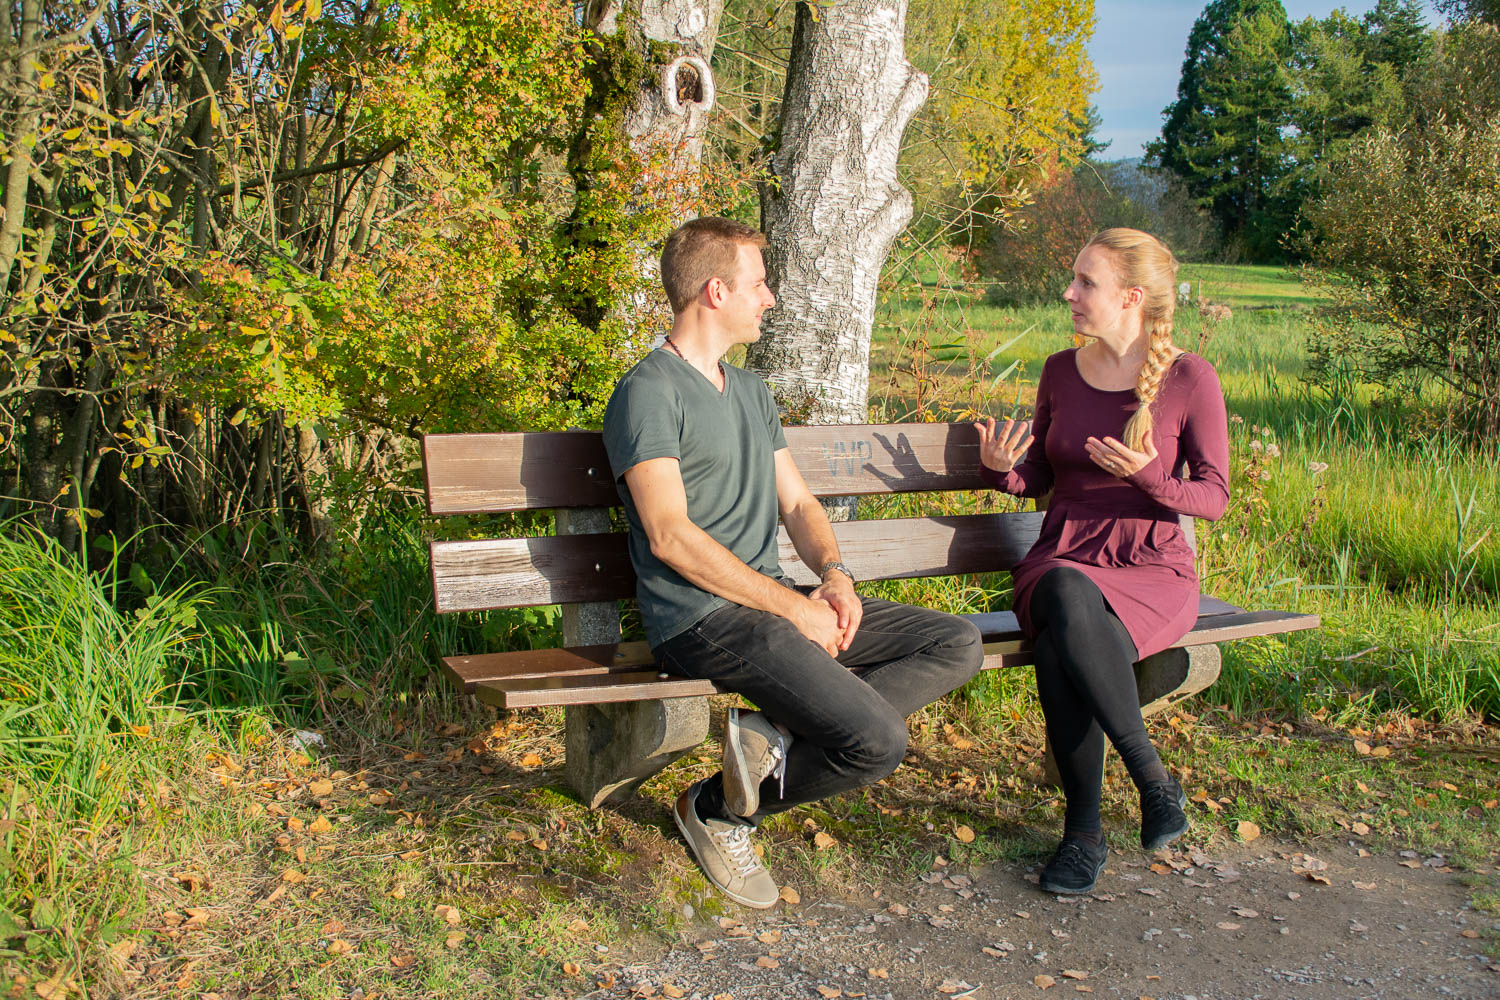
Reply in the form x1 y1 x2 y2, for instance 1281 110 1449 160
662 56 714 116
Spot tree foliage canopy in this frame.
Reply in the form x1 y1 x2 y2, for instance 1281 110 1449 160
1149 0 1432 261
709 0 1097 240
0 0 689 544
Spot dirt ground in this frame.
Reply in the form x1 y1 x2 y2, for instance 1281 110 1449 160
581 837 1499 1000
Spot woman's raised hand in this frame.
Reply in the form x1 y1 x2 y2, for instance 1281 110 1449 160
1085 434 1157 478
974 417 1034 472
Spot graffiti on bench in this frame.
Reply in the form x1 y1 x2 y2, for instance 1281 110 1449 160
820 439 874 477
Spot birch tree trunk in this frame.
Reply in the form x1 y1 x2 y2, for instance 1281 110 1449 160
746 0 928 426
606 0 722 205
583 0 724 334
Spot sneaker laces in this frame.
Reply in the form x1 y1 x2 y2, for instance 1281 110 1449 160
758 734 788 800
1054 839 1096 866
713 823 766 877
1141 780 1180 814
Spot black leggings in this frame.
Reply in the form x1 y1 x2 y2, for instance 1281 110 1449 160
1030 567 1169 835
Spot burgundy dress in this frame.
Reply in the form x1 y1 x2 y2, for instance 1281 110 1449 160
981 349 1230 659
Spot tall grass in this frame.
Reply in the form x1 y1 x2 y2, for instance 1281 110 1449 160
871 261 1500 723
0 524 209 976
0 525 204 823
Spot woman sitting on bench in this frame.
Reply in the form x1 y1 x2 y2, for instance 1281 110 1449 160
974 228 1230 894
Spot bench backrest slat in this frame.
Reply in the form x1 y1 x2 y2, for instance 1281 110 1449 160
431 512 1044 613
423 423 987 515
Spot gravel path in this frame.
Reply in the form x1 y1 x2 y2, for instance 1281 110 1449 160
582 838 1498 1000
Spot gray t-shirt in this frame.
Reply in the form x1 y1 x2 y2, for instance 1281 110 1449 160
602 349 788 647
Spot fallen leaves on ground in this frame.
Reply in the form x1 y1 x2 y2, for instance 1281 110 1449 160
1033 974 1056 989
1236 821 1261 842
33 975 76 999
955 825 976 844
434 904 462 926
812 832 837 850
174 872 207 891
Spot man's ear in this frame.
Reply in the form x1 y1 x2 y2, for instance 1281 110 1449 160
702 275 727 308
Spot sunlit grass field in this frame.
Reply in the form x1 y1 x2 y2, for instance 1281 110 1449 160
868 258 1500 723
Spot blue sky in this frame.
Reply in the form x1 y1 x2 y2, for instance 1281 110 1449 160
1089 1 1443 158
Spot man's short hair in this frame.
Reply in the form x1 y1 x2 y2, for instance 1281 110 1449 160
660 217 769 313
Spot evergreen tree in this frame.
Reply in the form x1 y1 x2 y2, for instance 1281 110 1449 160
1075 104 1112 161
1282 2 1424 212
1150 3 1295 259
1147 0 1290 183
1287 11 1406 163
1361 0 1430 66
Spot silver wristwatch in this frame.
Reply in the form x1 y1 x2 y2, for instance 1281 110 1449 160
819 560 857 586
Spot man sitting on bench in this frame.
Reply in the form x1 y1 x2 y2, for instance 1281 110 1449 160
602 218 984 908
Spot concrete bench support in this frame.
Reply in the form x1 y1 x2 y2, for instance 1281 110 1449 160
557 507 709 807
565 697 710 808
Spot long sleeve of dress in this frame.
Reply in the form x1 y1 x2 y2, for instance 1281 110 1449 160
979 362 1056 498
1122 362 1230 520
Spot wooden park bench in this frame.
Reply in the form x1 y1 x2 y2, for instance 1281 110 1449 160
422 424 1319 807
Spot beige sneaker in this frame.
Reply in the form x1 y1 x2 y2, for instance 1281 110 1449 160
672 780 779 909
723 708 788 818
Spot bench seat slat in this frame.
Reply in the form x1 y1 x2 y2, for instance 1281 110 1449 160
442 596 1258 691
461 607 1320 708
442 641 654 690
473 671 719 709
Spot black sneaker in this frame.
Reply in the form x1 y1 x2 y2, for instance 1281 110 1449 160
1038 837 1108 895
1140 777 1189 850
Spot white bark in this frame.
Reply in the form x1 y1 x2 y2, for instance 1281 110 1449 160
589 0 721 214
587 0 724 336
747 0 928 425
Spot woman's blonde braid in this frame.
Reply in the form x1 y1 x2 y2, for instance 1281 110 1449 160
1123 318 1175 452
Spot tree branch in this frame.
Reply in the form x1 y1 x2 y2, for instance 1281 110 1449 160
212 139 406 199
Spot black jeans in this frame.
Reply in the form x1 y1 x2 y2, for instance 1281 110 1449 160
654 596 983 824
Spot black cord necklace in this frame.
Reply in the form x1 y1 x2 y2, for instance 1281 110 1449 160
663 336 725 390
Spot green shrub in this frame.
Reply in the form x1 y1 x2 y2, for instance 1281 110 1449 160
1303 23 1500 437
